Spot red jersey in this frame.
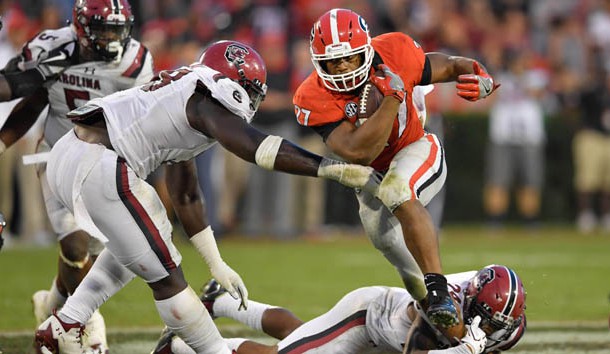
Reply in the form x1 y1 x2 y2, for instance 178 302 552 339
293 32 426 171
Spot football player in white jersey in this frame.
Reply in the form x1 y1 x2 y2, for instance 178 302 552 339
33 40 381 354
154 265 526 354
0 1 153 352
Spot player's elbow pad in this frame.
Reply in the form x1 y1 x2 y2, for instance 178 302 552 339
2 68 46 99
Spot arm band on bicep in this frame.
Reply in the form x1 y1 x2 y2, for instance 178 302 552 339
3 69 46 99
255 135 283 170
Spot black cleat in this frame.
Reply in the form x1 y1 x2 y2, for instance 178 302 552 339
199 279 227 319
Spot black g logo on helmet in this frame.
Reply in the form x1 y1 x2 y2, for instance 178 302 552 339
225 44 250 65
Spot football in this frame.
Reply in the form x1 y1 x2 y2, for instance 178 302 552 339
356 81 384 126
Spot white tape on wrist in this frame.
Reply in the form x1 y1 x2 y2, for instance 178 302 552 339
317 157 345 180
255 135 283 170
0 139 6 155
190 226 223 268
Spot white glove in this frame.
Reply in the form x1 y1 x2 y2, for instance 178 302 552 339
190 226 248 310
317 157 382 195
461 316 487 354
209 261 248 310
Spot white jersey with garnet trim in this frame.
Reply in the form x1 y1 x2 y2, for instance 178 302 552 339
15 25 154 146
78 64 255 179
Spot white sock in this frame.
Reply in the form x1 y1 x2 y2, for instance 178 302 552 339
225 338 247 352
60 250 135 324
214 294 273 332
156 287 230 354
46 277 67 313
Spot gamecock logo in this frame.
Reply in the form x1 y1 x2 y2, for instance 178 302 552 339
225 44 249 65
476 268 495 290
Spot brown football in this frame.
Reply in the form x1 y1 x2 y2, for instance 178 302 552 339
356 81 384 125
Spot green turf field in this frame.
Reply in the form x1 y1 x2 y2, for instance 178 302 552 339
1 225 609 353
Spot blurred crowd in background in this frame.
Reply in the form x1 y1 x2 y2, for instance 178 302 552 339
1 0 610 245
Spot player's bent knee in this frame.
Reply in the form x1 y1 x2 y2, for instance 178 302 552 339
377 173 412 212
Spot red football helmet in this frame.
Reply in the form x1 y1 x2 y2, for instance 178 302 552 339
310 8 374 92
464 265 526 348
198 40 268 111
73 0 134 61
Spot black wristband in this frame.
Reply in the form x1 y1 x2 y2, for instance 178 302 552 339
424 273 450 297
3 68 46 99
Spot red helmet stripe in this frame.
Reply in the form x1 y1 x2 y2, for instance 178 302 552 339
502 266 519 317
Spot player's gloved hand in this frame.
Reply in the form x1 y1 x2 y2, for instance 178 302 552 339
456 61 500 101
369 64 405 103
317 157 381 195
191 226 249 310
209 261 249 311
460 316 487 354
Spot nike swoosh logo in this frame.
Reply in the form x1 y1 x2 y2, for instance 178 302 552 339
41 50 68 64
480 77 492 95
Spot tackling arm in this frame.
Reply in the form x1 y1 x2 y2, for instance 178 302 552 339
0 88 49 154
187 93 380 193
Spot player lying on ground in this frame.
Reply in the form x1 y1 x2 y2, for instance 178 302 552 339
153 265 525 354
33 40 381 354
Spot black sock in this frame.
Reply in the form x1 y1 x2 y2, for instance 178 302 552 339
424 273 449 299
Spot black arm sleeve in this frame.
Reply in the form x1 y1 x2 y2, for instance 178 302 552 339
311 120 344 142
420 56 432 86
2 69 46 99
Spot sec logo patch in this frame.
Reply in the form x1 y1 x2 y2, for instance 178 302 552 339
345 102 358 118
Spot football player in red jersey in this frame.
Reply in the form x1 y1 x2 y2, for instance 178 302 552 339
293 8 499 331
0 1 154 351
153 265 526 354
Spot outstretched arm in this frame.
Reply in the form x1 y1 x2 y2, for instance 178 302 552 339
0 88 49 154
426 52 499 101
187 92 381 193
165 160 248 310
